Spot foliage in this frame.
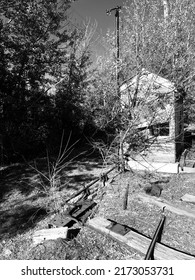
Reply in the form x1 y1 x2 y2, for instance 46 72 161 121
88 0 195 167
0 0 94 162
119 0 195 122
28 132 83 214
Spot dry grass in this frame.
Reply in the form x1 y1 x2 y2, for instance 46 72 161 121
98 170 195 257
0 150 139 260
1 152 195 260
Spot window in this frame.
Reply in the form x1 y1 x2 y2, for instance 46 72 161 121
150 122 169 136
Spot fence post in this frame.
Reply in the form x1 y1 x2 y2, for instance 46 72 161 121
0 134 3 165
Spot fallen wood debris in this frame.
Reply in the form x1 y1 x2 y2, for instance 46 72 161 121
181 194 195 203
137 193 195 219
65 165 116 204
87 217 195 260
49 199 97 228
123 183 130 210
33 227 68 245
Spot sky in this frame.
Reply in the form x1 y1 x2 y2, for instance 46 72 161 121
71 0 125 33
70 0 126 59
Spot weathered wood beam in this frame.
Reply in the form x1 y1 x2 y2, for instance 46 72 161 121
87 217 195 260
123 183 130 210
66 165 116 203
33 227 68 245
137 193 195 219
49 200 97 228
181 194 195 203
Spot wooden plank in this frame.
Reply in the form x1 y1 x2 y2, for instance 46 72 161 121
49 200 97 227
33 227 68 245
181 194 195 203
137 193 195 219
66 166 116 203
123 183 130 210
87 217 195 260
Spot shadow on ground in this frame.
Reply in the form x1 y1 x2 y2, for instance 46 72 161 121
0 204 47 240
0 146 104 241
65 173 98 190
0 152 103 202
0 164 37 202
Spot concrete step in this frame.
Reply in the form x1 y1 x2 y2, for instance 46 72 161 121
127 160 195 174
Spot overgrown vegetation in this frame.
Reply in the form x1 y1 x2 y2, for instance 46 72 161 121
1 0 195 164
0 0 94 163
27 132 85 214
89 0 195 168
1 0 195 260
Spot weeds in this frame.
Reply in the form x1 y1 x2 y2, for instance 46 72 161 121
91 136 120 168
27 131 85 214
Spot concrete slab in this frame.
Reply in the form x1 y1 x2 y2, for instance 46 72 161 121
127 160 195 174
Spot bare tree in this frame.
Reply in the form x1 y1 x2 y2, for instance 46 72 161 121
88 0 195 169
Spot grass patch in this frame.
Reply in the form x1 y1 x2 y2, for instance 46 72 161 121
1 148 195 259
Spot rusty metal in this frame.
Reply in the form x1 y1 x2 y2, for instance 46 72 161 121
49 199 97 228
106 219 131 236
144 208 166 260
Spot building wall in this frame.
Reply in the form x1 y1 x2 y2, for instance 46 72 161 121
137 137 176 163
140 94 175 163
121 72 184 163
145 93 184 163
143 94 184 163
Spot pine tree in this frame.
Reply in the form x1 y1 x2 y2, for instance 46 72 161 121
0 0 93 160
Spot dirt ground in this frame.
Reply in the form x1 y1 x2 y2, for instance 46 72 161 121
98 170 195 257
0 152 195 259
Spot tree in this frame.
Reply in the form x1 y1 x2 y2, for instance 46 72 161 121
0 0 95 161
51 19 97 146
89 0 195 168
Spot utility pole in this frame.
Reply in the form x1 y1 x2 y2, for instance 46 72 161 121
107 6 124 171
162 0 169 26
106 6 121 100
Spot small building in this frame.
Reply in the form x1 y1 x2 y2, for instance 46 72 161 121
120 69 184 163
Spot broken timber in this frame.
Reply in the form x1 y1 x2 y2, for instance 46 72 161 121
181 194 195 204
65 165 116 204
123 183 130 210
49 199 97 228
48 166 117 228
87 217 195 260
33 227 68 245
137 193 195 219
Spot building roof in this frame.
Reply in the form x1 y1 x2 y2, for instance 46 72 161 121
120 69 175 127
120 69 175 97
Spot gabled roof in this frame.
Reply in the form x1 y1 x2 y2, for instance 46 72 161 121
120 69 175 97
120 69 175 127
